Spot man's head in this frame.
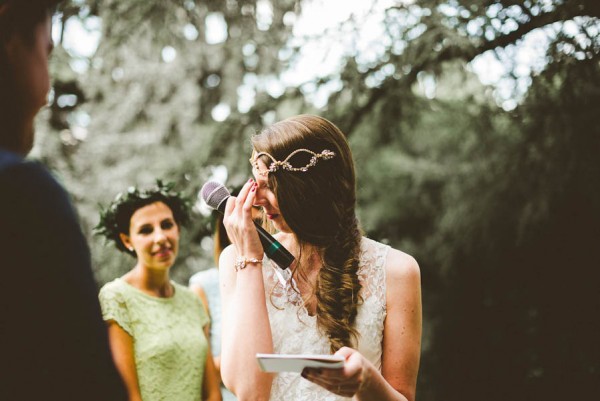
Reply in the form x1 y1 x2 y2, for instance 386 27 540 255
0 0 61 155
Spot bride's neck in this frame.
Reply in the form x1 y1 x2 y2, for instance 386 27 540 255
274 232 324 277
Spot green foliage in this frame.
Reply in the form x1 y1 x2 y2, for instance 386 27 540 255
31 0 600 399
424 56 600 400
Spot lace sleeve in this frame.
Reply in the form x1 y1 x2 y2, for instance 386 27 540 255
99 282 133 336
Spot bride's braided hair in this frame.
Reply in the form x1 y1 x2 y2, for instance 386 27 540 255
318 208 362 352
251 115 363 352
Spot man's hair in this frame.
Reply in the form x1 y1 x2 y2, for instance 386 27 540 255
0 0 61 44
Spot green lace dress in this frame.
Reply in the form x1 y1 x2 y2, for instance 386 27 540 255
99 278 210 401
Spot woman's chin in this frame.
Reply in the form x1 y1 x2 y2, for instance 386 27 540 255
148 258 176 271
273 221 292 234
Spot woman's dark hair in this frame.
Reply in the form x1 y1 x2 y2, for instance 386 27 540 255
95 181 192 257
0 0 61 151
212 213 230 266
251 114 363 353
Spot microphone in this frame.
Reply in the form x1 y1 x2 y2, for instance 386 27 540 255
201 181 295 270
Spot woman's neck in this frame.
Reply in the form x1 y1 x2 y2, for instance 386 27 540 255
124 265 173 298
279 235 323 299
276 233 317 267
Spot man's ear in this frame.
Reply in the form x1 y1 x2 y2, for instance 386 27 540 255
119 233 132 251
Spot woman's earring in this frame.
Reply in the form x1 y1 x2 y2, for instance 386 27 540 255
128 247 134 251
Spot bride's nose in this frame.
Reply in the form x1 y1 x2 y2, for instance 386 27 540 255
253 186 268 205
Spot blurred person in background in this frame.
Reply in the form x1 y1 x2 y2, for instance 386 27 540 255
0 0 127 399
190 211 237 401
95 181 221 401
220 115 422 401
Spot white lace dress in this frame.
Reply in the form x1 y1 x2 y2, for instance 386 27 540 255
263 237 389 401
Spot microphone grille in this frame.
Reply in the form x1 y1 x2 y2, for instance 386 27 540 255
201 181 230 210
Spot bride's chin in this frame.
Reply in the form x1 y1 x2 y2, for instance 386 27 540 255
274 222 293 234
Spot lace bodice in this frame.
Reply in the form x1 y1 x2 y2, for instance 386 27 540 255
99 279 209 401
263 237 390 401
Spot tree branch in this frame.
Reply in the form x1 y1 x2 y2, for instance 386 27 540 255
342 2 599 136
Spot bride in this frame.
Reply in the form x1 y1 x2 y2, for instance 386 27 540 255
220 115 422 401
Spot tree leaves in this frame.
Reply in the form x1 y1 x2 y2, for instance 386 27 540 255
32 1 600 398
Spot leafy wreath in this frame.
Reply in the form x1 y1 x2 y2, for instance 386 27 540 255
94 180 191 256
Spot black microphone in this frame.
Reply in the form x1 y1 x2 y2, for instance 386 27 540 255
201 181 295 270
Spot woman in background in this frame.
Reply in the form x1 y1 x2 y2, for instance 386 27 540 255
95 181 221 401
189 212 237 401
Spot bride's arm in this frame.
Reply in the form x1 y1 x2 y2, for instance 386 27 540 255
219 181 274 401
358 248 421 401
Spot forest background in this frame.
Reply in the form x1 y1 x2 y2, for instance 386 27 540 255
33 0 599 400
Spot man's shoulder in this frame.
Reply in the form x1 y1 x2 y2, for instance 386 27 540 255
0 151 62 193
0 154 74 219
0 149 23 170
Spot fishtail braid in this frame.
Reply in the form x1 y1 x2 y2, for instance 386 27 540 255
316 208 363 353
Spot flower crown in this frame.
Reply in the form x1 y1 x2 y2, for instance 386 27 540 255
250 148 336 176
94 180 191 254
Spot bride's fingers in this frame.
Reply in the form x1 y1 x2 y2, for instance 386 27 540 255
223 196 236 219
242 181 257 219
224 180 252 228
235 179 254 211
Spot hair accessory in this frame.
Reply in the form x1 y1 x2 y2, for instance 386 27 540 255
94 180 191 255
234 256 263 271
250 148 336 176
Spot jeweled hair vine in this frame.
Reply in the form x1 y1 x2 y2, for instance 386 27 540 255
250 148 336 176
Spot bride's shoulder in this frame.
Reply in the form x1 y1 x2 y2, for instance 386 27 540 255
361 237 419 286
385 247 420 295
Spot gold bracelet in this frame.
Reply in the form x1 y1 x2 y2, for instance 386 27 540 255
234 256 263 271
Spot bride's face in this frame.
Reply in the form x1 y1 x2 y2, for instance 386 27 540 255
251 158 292 234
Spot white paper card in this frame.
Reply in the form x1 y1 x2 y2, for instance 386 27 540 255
256 353 345 373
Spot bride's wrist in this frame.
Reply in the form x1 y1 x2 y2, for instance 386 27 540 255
355 358 377 398
234 256 263 271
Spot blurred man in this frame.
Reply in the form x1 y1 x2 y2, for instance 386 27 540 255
0 1 127 399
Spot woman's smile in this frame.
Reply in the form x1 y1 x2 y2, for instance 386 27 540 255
153 246 173 259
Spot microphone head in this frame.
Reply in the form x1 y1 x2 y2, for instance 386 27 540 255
201 181 231 212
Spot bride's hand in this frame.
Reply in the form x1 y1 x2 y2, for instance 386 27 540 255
301 347 370 398
222 179 263 261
